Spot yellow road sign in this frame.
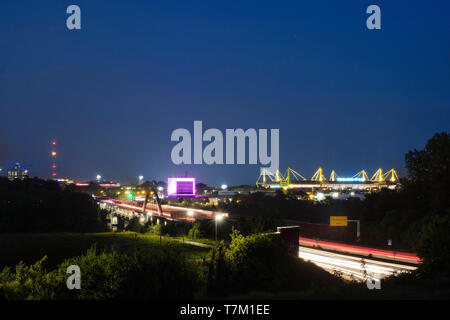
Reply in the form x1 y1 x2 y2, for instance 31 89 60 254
330 216 348 226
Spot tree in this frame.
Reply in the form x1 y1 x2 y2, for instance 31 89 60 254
125 217 144 233
405 132 450 215
0 177 106 233
416 215 450 275
405 132 450 185
188 222 201 239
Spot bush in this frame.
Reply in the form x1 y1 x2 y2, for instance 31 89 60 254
147 223 163 236
188 222 201 239
125 217 146 233
0 256 57 300
0 244 201 300
205 229 340 297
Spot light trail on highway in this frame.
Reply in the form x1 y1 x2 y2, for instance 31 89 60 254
97 198 226 222
299 246 417 282
99 197 421 283
299 237 422 263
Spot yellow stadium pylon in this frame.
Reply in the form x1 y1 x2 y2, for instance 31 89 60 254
311 167 327 182
256 168 276 187
329 170 338 182
383 169 399 183
353 170 369 182
371 169 384 183
283 167 307 185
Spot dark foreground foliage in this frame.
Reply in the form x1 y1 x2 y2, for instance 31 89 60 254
205 229 348 298
0 177 106 233
0 244 200 300
0 230 361 300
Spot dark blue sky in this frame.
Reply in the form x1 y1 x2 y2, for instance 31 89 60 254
0 0 449 185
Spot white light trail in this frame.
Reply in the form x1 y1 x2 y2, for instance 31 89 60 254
299 247 416 281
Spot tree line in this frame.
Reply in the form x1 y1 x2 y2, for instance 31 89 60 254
0 178 107 233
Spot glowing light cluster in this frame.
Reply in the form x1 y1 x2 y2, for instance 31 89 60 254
336 177 366 182
167 177 197 197
51 139 57 178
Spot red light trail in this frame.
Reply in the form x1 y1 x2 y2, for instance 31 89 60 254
299 237 421 263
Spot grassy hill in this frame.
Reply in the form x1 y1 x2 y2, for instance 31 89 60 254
0 232 210 270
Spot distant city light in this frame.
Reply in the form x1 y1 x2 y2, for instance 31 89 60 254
332 192 339 199
336 177 366 182
215 214 224 221
158 186 164 191
187 210 194 217
316 192 325 201
75 182 90 187
221 184 228 190
96 174 101 181
99 183 120 187
138 175 144 181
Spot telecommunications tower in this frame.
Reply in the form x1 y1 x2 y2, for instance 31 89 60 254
51 139 57 179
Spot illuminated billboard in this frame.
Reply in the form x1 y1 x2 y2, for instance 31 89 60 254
167 177 196 197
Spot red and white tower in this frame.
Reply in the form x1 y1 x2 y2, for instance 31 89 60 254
51 139 57 179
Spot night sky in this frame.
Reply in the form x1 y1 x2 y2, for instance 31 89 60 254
0 0 449 185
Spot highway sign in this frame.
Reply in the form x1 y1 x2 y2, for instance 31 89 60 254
330 216 348 226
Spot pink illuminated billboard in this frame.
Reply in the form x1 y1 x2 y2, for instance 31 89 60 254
167 177 196 197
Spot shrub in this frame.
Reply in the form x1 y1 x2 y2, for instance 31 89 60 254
0 245 201 300
205 229 339 297
188 222 201 239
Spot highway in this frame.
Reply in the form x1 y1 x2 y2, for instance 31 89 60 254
97 198 228 222
299 246 417 282
299 237 421 263
98 197 420 282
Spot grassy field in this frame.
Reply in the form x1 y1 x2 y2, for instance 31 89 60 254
0 232 211 270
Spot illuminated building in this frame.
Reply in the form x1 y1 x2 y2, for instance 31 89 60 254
7 163 29 180
167 177 197 197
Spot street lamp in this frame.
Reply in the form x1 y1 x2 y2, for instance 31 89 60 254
138 175 144 184
215 214 224 241
187 210 194 217
96 174 101 182
221 184 227 190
